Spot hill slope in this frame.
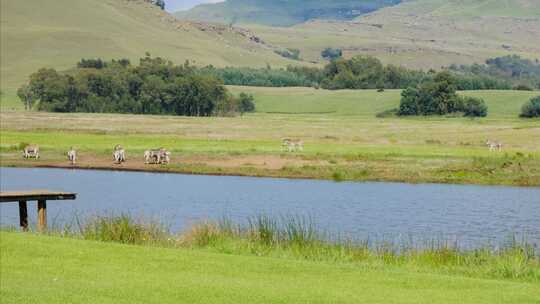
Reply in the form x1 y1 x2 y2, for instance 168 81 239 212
246 0 540 68
176 0 402 26
0 0 292 95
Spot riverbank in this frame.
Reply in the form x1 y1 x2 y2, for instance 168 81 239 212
1 110 539 187
1 231 539 303
1 148 539 186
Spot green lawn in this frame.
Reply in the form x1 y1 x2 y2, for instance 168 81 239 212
1 232 539 303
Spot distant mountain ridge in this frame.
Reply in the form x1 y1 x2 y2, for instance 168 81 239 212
175 0 402 26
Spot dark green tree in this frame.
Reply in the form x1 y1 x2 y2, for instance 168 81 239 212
462 96 488 117
238 92 255 115
520 96 540 118
17 84 36 110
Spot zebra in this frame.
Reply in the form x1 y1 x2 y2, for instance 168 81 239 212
67 147 77 165
22 145 39 159
486 140 503 152
113 145 126 164
144 148 170 164
282 138 304 152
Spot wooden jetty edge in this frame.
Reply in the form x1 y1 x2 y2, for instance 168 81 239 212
0 190 77 231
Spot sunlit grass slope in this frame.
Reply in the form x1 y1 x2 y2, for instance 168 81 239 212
1 232 539 303
0 0 291 96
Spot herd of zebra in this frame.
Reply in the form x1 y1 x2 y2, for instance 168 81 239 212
20 139 504 165
21 144 171 165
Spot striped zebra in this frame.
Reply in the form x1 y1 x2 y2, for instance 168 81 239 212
23 145 39 159
486 140 503 152
282 138 304 152
67 147 77 165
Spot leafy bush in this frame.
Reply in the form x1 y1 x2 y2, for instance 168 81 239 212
275 48 301 60
321 48 342 60
238 92 255 115
398 72 489 117
399 72 462 116
520 96 540 118
462 96 488 117
513 84 533 91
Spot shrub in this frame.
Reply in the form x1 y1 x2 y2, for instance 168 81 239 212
520 96 540 118
275 48 301 60
238 92 255 115
462 96 488 117
513 84 533 91
321 48 342 60
398 72 489 117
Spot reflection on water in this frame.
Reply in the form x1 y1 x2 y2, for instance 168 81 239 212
1 167 539 247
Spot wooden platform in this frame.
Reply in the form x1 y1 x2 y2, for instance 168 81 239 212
0 190 77 231
0 190 76 203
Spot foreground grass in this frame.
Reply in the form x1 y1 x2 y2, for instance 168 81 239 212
1 232 539 303
21 214 540 283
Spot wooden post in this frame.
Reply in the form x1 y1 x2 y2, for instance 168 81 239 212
37 200 47 232
18 201 28 231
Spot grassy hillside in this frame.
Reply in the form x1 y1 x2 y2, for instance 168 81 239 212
243 0 540 68
397 0 540 18
2 232 539 303
176 0 401 26
0 0 292 98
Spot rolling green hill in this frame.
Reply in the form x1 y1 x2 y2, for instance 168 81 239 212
176 0 401 27
179 0 540 69
0 0 293 98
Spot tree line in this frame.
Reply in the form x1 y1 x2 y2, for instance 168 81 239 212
198 55 525 91
17 55 255 116
448 55 540 91
62 54 538 93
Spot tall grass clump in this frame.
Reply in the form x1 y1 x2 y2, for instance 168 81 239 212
77 214 170 246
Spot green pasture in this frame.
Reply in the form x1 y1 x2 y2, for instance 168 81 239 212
1 232 539 303
1 88 538 185
228 86 539 117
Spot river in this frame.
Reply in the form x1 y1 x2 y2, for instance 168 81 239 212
1 167 539 247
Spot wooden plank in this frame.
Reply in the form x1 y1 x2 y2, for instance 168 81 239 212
18 201 28 231
37 200 47 232
0 190 76 203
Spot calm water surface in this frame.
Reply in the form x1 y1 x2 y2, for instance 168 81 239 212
1 167 539 247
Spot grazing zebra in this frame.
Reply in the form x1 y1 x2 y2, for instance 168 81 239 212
113 145 126 164
67 147 77 165
486 140 503 152
22 145 39 159
144 148 170 164
282 138 304 152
